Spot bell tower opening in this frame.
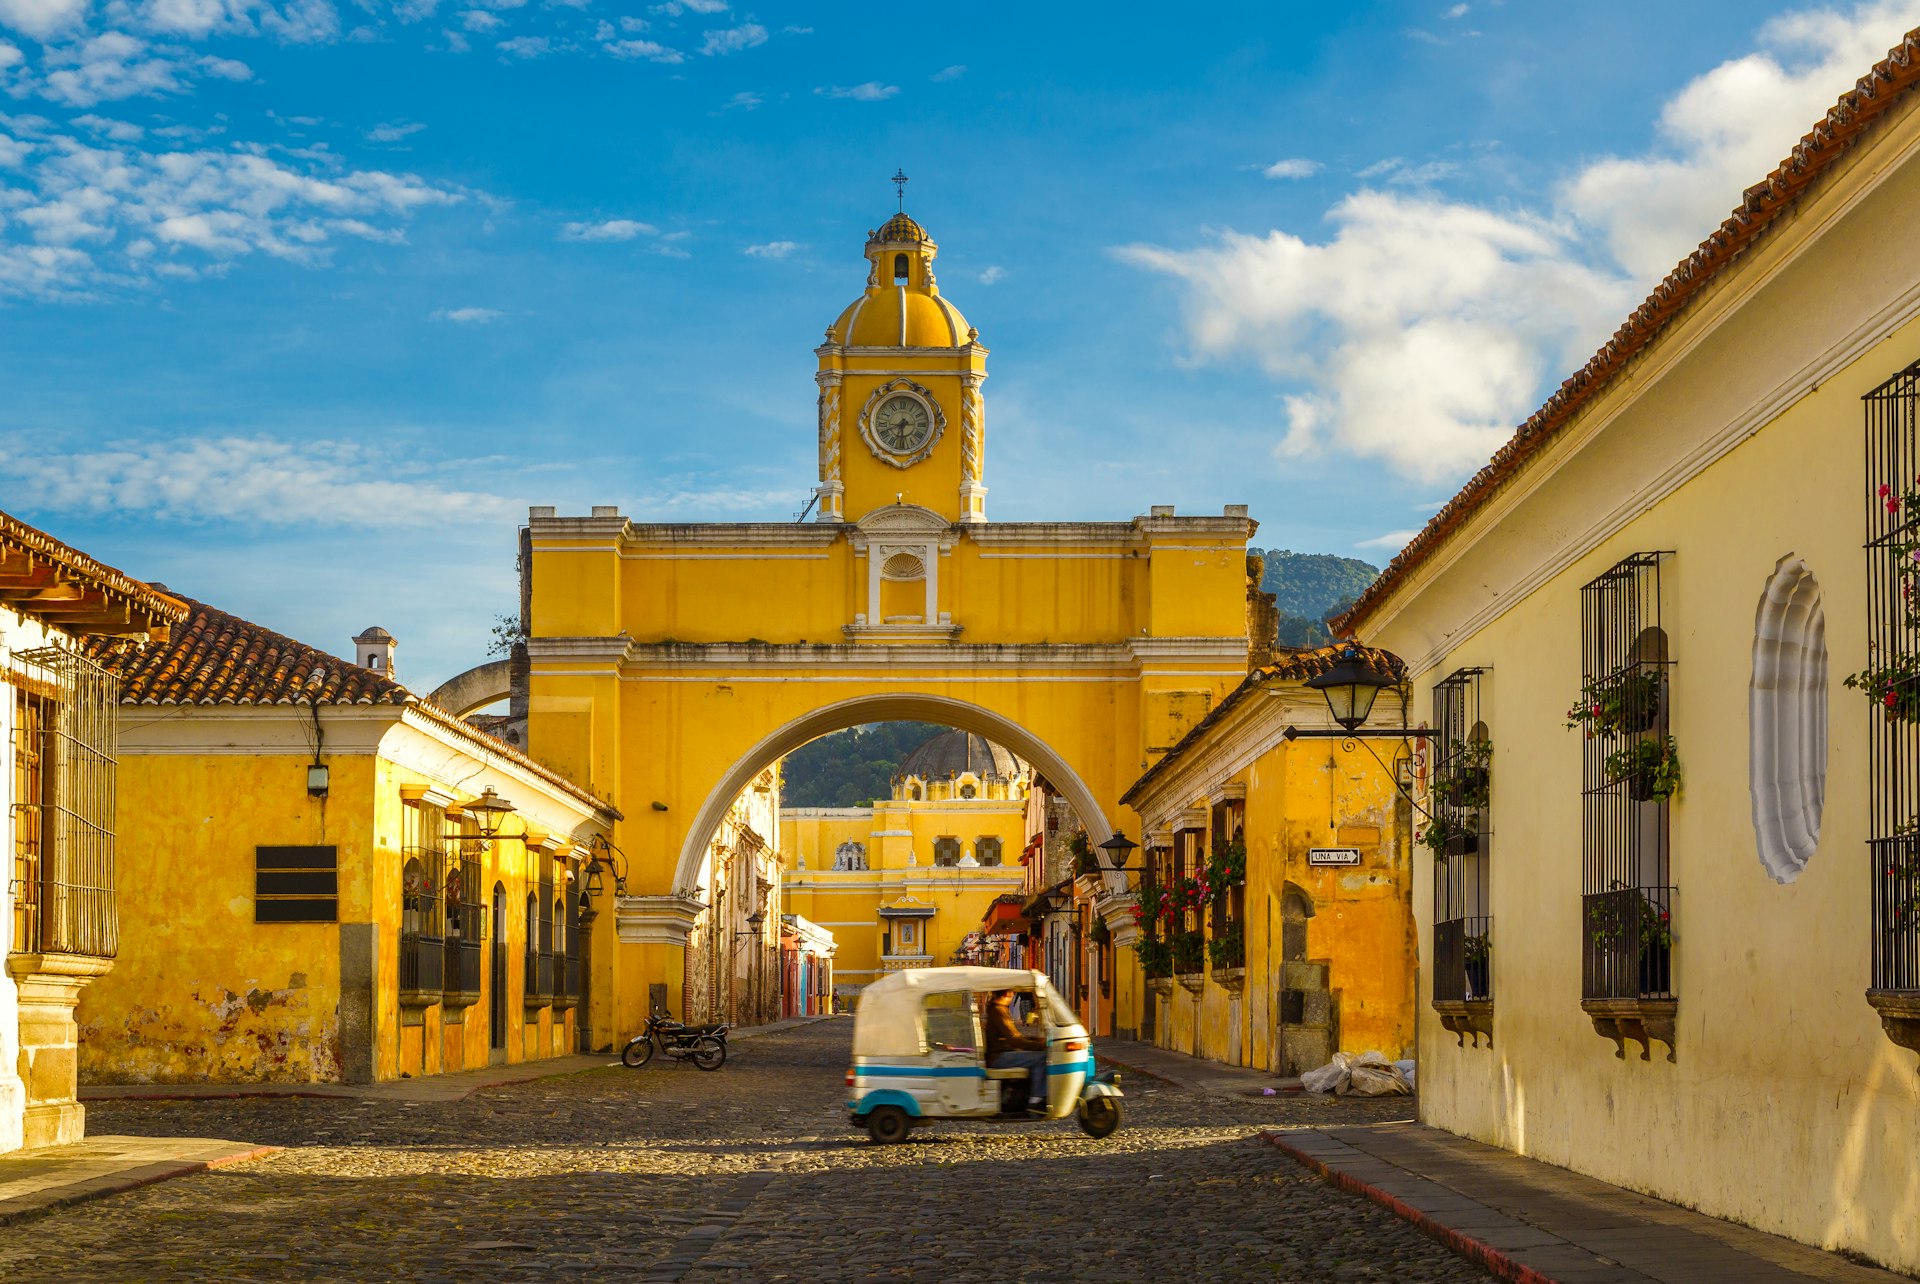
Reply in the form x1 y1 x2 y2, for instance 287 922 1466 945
893 253 909 282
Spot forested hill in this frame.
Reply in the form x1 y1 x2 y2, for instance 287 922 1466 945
780 722 950 808
1258 549 1381 648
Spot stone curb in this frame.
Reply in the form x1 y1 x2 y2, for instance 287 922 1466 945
0 1144 280 1229
1261 1130 1557 1284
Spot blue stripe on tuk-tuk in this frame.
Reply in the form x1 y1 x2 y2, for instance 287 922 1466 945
854 1065 987 1078
1048 1059 1095 1076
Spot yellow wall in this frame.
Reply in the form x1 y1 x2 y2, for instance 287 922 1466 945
1355 101 1920 1273
780 794 1028 992
1130 686 1415 1071
79 713 604 1084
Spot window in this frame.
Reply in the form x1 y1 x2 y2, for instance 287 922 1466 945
443 814 483 1004
959 784 976 799
1863 364 1920 1052
933 836 962 867
975 836 1002 867
255 846 339 923
11 648 119 957
399 801 446 1002
1431 669 1493 1031
1208 800 1245 970
1577 552 1677 1059
922 991 976 1052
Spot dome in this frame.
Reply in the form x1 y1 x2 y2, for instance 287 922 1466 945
830 289 971 347
899 729 1025 782
825 210 974 349
871 213 929 245
353 626 393 642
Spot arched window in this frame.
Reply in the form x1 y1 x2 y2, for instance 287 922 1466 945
893 252 909 280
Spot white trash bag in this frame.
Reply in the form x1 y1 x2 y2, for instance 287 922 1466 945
1300 1050 1414 1096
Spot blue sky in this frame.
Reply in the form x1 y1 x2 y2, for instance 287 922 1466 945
2 0 1918 688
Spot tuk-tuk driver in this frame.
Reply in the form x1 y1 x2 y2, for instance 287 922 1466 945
983 989 1047 1109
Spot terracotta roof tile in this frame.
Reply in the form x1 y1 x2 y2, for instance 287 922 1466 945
0 509 187 637
84 596 619 818
1337 28 1920 636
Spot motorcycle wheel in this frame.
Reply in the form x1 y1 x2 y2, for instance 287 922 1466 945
622 1037 655 1068
690 1036 727 1071
1077 1096 1123 1139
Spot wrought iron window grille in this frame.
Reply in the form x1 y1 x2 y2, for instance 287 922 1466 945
1862 360 1920 1054
1576 552 1678 1061
1430 666 1494 1047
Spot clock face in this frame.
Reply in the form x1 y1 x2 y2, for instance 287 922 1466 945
873 394 934 455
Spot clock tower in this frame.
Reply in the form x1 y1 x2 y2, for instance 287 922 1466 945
816 211 988 524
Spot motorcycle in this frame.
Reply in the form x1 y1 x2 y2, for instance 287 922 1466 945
622 1009 729 1071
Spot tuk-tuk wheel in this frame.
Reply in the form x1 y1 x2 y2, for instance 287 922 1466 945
865 1105 912 1145
1077 1097 1123 1139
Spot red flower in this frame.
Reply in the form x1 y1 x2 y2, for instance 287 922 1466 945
1887 689 1899 709
1881 484 1893 497
1891 499 1903 514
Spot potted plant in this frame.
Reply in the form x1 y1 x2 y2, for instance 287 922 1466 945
1586 888 1673 995
1090 916 1111 946
1421 815 1478 858
1207 835 1248 890
1441 738 1493 810
1170 929 1206 975
1134 936 1171 979
1208 921 1245 970
1463 933 1491 1000
1565 668 1662 739
1068 828 1099 877
1845 649 1920 723
1603 735 1682 802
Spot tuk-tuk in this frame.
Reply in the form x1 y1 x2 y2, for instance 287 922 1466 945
845 966 1124 1144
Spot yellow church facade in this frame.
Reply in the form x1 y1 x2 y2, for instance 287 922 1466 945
780 730 1032 996
524 212 1257 1044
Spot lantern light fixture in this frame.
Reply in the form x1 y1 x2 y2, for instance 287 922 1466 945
1096 831 1140 870
1304 644 1399 732
465 787 517 838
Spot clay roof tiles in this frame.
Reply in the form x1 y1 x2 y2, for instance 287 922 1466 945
0 509 187 637
1336 28 1920 636
85 596 619 818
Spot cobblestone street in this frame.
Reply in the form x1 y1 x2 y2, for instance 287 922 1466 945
0 1022 1488 1282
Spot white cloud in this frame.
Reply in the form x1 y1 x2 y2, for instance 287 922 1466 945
431 305 501 322
458 8 499 29
1562 0 1920 280
814 81 896 102
441 27 467 50
649 0 725 14
931 64 964 81
601 36 680 62
697 20 762 55
1356 529 1420 551
977 265 1004 285
1262 158 1320 179
0 127 460 297
0 0 88 40
1118 193 1632 483
559 217 656 241
0 38 22 66
0 435 519 528
366 120 425 143
743 239 794 258
1443 3 1469 17
494 33 548 57
1123 0 1920 485
720 89 760 110
72 112 143 140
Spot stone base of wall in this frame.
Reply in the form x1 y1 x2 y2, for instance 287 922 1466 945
9 952 111 1150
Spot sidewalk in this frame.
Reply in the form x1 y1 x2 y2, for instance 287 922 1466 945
1268 1124 1905 1284
78 1013 833 1104
0 1135 275 1228
1096 1037 1303 1096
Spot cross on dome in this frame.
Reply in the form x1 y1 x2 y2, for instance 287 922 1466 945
891 168 909 210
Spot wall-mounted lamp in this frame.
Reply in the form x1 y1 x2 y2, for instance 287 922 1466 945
306 764 330 797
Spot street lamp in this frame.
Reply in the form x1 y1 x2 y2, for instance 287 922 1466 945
1097 831 1140 870
463 787 518 838
1305 644 1397 732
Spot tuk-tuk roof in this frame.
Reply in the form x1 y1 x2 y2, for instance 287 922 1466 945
852 967 1050 1060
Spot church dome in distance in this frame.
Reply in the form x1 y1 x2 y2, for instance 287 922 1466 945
899 729 1024 781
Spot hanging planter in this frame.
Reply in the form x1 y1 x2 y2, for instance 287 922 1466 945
1565 668 1662 739
1463 934 1491 1001
1603 736 1682 802
1845 650 1920 723
1439 737 1493 810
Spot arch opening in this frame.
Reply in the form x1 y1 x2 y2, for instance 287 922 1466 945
671 693 1114 898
